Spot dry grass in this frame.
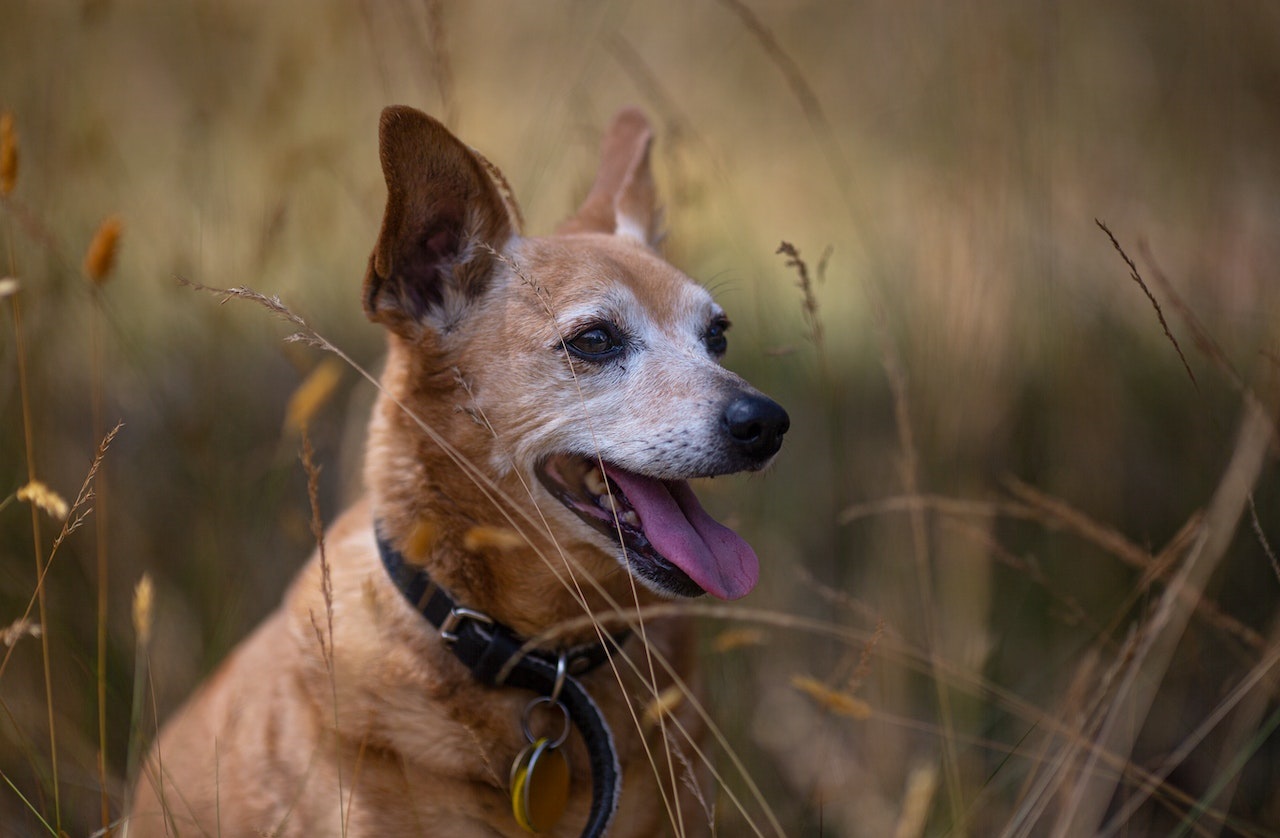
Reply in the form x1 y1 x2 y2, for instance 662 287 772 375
0 111 16 198
3 1 1280 835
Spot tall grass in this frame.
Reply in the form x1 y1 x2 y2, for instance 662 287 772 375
2 1 1280 835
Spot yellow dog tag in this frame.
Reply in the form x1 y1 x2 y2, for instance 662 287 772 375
510 737 570 833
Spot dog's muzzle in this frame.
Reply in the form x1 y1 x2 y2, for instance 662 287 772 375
535 389 789 601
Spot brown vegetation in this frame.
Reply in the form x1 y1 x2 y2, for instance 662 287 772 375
2 1 1279 835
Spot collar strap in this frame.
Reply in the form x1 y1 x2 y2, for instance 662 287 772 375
376 529 623 837
376 531 627 685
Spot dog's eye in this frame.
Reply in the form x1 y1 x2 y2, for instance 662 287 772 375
566 325 623 360
705 318 730 356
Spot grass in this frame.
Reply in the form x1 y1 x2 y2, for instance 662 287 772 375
2 0 1280 835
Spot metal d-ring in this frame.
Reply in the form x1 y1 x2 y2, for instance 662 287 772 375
550 651 568 705
522 695 571 749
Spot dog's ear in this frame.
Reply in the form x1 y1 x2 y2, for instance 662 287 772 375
557 107 659 246
363 106 518 334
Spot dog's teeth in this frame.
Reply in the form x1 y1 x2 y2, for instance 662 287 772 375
603 493 620 514
584 468 607 497
620 510 640 527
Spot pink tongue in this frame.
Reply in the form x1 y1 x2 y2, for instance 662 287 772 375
603 466 759 600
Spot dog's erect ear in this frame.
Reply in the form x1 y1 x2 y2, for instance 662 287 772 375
363 106 518 333
557 107 659 246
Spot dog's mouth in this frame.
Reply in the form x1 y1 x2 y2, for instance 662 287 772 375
535 454 759 600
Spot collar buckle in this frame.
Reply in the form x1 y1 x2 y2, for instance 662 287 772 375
439 606 494 644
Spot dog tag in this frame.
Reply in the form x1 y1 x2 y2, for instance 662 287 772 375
510 737 570 834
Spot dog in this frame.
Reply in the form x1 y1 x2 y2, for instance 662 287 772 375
126 105 788 837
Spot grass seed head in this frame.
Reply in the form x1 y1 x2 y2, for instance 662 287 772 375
0 617 41 648
791 674 872 720
643 684 685 728
711 627 766 653
284 357 344 435
0 112 16 196
132 573 154 648
894 764 939 838
83 215 124 285
405 517 439 564
0 277 18 300
463 526 526 552
17 480 69 521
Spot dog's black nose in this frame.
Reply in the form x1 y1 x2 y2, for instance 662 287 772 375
722 393 790 460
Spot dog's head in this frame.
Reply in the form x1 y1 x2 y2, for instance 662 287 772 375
363 106 787 602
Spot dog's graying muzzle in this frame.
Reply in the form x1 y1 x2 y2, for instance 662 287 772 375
722 393 790 460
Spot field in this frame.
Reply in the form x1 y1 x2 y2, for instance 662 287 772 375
2 1 1279 835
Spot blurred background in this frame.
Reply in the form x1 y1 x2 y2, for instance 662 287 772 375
2 1 1279 835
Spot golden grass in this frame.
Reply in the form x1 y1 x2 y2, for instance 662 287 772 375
301 429 350 838
130 575 153 650
283 356 344 436
83 215 123 287
124 571 155 831
403 517 441 564
1 1 1279 835
0 617 41 649
15 481 68 522
0 111 16 197
643 684 686 728
709 627 765 654
790 675 873 721
463 525 528 552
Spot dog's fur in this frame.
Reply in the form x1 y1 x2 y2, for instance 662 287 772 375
126 106 786 837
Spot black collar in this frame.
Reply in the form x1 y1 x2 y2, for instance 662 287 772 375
376 528 624 837
376 530 628 684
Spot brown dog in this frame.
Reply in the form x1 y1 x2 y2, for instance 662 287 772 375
126 106 787 837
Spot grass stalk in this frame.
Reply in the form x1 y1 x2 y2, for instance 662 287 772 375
1051 394 1275 836
868 282 967 833
1 770 58 837
1097 626 1280 834
713 0 852 209
91 290 112 833
423 0 457 129
6 261 61 836
1096 220 1197 389
300 429 348 837
124 574 155 829
1173 703 1280 837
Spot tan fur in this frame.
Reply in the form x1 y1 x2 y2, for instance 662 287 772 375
126 106 783 837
